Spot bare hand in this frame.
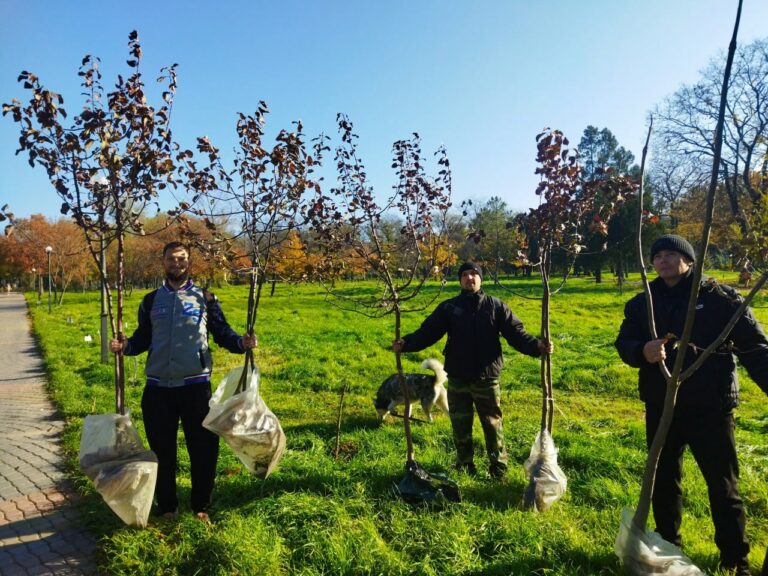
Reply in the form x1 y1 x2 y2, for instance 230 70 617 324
392 339 404 353
539 339 554 355
643 339 668 364
109 336 126 354
241 333 258 350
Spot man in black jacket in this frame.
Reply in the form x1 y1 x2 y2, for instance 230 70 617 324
615 235 768 576
393 262 552 478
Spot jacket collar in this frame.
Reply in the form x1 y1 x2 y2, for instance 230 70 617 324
162 279 194 293
652 269 694 299
459 288 485 309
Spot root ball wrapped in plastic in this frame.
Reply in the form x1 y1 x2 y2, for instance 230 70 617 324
615 508 708 575
521 429 567 513
78 413 158 528
203 364 285 479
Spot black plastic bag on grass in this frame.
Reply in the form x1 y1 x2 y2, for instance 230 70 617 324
397 460 461 505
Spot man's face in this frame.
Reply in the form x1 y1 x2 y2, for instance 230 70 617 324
652 249 691 286
460 269 482 292
163 247 190 283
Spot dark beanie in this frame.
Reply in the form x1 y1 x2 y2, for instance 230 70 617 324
457 262 482 279
650 235 696 263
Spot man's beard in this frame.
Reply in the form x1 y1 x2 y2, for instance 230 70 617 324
166 270 189 283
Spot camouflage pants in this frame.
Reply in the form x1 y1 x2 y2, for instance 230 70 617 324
447 377 507 470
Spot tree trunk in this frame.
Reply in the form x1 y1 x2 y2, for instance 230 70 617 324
394 305 414 463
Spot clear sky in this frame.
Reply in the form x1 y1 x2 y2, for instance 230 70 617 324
1 0 766 221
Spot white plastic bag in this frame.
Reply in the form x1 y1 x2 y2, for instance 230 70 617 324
78 412 158 528
521 429 567 512
615 508 708 575
203 364 285 479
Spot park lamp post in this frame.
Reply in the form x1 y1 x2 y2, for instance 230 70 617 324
45 246 52 313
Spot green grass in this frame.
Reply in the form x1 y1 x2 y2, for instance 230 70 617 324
26 272 768 575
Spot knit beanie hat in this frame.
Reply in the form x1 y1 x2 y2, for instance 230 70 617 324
457 262 482 279
650 235 696 263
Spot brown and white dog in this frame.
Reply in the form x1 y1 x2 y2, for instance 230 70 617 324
374 358 449 422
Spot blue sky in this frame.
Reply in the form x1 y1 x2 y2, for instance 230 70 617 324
1 0 766 220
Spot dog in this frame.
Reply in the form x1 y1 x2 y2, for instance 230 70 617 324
374 358 449 422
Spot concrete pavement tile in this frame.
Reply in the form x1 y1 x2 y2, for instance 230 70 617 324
23 565 56 576
0 532 23 546
47 514 76 530
16 499 40 517
1 507 24 523
13 548 43 567
44 560 84 576
25 515 56 535
43 489 68 507
18 531 44 543
46 539 76 556
0 562 28 576
28 492 53 507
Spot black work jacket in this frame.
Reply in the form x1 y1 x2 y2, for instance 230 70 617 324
401 289 542 380
615 272 768 411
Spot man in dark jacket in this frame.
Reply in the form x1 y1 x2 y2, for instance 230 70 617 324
393 262 552 478
615 235 768 576
111 241 256 521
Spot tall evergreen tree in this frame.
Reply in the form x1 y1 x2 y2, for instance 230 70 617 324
576 126 644 283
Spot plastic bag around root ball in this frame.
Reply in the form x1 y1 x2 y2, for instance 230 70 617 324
203 364 286 479
521 429 567 513
615 508 708 576
78 412 158 528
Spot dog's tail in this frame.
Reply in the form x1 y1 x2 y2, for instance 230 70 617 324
420 358 447 385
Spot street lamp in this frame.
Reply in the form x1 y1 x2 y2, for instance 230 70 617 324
45 246 53 313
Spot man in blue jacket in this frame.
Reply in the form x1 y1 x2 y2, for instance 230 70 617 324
615 235 768 576
393 262 552 479
111 241 256 521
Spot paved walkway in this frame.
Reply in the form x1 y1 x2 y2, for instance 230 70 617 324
0 293 98 576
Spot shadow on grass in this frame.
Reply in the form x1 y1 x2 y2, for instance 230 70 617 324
285 414 383 437
464 547 622 576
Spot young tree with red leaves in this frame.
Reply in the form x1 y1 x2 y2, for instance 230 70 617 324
3 31 186 413
311 114 453 467
515 128 636 511
176 103 327 385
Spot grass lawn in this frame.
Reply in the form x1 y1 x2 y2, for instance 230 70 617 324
27 271 768 575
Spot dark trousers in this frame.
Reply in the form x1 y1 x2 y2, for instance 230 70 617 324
646 403 749 564
447 377 507 469
141 383 219 514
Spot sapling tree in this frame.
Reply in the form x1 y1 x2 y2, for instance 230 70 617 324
176 103 327 388
2 31 186 414
525 129 637 433
625 0 767 540
616 3 768 572
311 114 452 463
511 129 637 511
